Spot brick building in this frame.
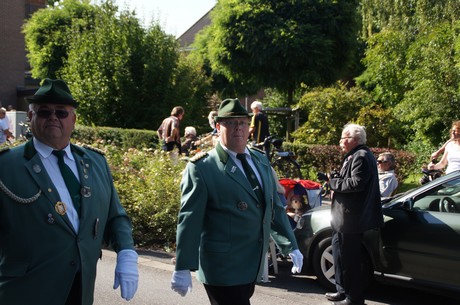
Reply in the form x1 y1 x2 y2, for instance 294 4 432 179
0 0 45 111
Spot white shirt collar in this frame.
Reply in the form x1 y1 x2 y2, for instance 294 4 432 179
33 138 74 160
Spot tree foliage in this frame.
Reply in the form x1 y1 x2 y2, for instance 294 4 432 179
23 0 212 130
195 0 361 103
358 1 460 146
292 83 369 145
23 0 97 79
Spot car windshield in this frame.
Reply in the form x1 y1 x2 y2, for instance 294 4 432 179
410 176 460 212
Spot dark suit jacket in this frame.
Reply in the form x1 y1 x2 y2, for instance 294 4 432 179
0 140 134 305
329 145 383 234
175 143 298 286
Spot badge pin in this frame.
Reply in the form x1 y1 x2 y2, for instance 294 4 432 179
237 201 248 211
81 186 91 197
55 201 67 215
33 164 42 173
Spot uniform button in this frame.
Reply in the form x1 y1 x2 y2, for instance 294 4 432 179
70 261 77 266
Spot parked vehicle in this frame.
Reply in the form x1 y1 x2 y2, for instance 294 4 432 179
294 171 460 299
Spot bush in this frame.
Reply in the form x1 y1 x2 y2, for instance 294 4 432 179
92 143 187 248
73 125 158 149
283 142 416 189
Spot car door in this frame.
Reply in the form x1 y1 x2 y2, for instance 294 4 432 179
377 176 460 289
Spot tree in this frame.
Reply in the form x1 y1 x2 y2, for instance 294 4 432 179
357 1 460 146
195 0 361 104
24 0 212 130
23 0 97 79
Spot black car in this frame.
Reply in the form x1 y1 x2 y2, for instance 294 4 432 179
294 171 460 298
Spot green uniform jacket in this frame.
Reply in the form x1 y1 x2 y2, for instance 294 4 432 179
0 140 134 305
175 143 298 286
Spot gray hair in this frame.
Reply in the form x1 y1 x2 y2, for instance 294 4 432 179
379 152 396 169
343 123 366 145
250 101 263 111
184 126 197 137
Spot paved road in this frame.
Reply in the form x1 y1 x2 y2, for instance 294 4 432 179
94 249 458 305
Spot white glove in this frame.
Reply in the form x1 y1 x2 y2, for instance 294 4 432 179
289 249 303 274
171 270 192 297
113 249 139 301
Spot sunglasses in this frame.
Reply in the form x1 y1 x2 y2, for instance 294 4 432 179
35 108 70 119
219 120 250 128
377 160 388 164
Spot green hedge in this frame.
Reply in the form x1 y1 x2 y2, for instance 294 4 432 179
283 142 417 187
73 125 158 149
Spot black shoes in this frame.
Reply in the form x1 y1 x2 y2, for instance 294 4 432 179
325 292 346 301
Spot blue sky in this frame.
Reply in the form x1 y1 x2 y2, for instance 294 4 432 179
113 0 216 37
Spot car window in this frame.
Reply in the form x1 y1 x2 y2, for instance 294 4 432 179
412 177 460 212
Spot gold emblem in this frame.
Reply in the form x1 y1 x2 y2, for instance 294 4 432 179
55 201 67 215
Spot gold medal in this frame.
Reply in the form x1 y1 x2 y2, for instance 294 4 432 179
55 201 67 215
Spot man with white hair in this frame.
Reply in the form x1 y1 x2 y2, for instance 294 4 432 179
326 123 383 305
249 101 270 153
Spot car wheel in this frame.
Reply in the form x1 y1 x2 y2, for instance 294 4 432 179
312 236 374 291
312 237 336 291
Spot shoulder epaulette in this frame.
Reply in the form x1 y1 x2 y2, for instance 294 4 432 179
0 146 10 155
82 144 105 155
249 146 264 155
189 151 208 163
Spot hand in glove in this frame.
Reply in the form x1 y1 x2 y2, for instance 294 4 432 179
113 249 139 301
317 172 329 181
289 249 303 274
171 270 192 297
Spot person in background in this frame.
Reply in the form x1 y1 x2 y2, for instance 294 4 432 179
377 152 398 197
428 120 460 174
249 101 270 154
0 79 138 305
0 107 13 144
326 123 383 305
157 106 185 152
181 126 199 156
170 98 303 305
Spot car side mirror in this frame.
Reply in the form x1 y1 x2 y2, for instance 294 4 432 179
402 198 414 211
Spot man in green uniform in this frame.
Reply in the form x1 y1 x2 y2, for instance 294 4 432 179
0 79 138 305
171 98 303 305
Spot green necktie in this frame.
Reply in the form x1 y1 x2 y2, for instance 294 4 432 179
53 150 81 216
237 153 264 204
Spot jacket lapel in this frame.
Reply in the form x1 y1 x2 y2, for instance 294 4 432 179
216 143 260 202
71 145 93 222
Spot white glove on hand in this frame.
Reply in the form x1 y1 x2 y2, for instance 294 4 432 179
171 270 192 297
113 249 139 301
289 249 303 274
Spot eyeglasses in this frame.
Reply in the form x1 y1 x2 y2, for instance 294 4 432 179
377 160 388 164
219 120 250 128
34 108 70 119
340 136 354 140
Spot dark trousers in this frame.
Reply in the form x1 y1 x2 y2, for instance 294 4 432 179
161 141 180 152
332 231 364 304
65 272 82 305
203 282 255 305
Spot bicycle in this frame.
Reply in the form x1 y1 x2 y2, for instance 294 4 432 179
253 135 302 179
